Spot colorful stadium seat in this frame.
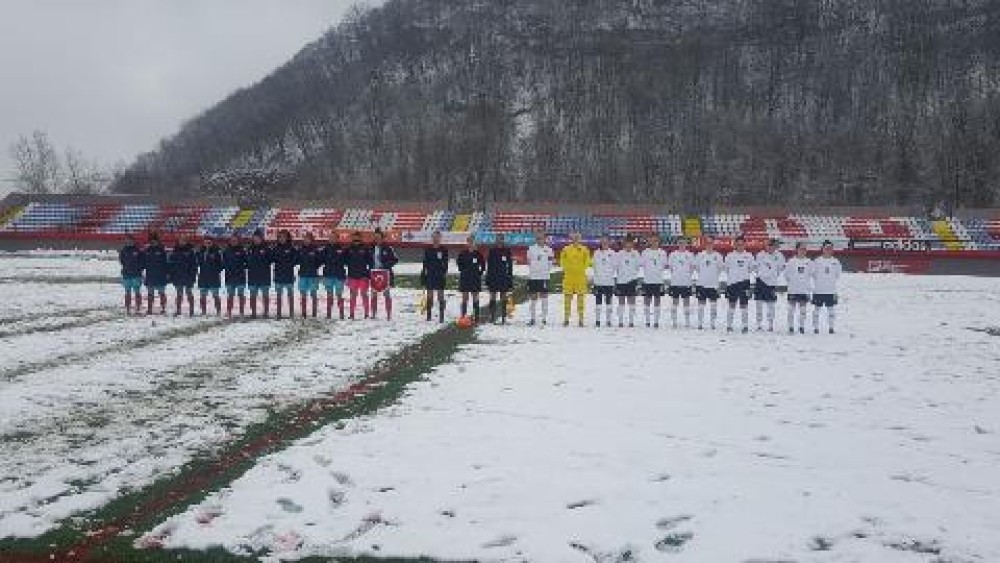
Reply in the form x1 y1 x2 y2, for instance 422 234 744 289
1 199 997 253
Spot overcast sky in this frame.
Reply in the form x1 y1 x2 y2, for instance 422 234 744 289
0 0 362 192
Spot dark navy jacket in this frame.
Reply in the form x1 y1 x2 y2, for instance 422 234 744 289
119 244 144 278
372 244 399 271
486 247 514 289
222 244 248 287
297 244 323 278
246 243 273 286
421 246 449 286
321 243 346 279
344 243 373 280
456 249 486 284
271 242 300 284
168 244 198 287
197 246 225 288
143 243 169 287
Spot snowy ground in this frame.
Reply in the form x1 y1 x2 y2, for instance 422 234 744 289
0 256 440 538
150 274 1000 562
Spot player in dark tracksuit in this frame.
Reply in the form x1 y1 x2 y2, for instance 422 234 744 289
143 233 169 315
168 236 199 316
119 234 144 315
272 230 300 319
421 231 450 323
343 233 374 320
370 230 400 320
246 230 273 318
456 236 486 321
321 236 347 319
197 239 225 316
485 234 514 324
297 232 323 318
223 236 248 317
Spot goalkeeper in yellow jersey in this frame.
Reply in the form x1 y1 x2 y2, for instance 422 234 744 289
559 231 592 327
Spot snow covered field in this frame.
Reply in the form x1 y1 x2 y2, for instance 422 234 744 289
0 255 440 539
150 274 1000 562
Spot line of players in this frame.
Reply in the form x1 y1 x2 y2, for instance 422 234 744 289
119 229 404 320
515 230 842 334
119 227 842 333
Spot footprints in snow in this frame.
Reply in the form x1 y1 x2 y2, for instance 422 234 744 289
654 515 694 553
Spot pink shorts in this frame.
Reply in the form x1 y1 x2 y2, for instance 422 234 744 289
347 278 370 292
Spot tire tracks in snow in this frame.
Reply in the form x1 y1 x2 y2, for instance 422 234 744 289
0 307 121 339
0 317 230 382
0 305 115 328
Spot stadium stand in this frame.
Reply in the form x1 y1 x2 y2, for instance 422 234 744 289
1 197 998 258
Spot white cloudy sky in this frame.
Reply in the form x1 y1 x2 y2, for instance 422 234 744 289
0 0 362 192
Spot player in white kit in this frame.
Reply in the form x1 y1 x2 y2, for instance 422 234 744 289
723 235 756 333
812 240 843 334
694 236 724 330
526 230 555 326
591 235 617 327
667 237 695 328
640 234 668 328
754 238 786 332
615 236 642 327
784 242 814 334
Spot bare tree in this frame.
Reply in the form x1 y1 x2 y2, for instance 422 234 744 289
9 131 61 194
62 148 105 194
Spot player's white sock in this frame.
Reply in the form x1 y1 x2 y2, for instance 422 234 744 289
798 305 807 329
595 304 602 323
697 303 705 327
618 303 625 324
812 307 820 331
788 305 796 330
644 303 650 324
741 307 749 329
629 303 636 324
684 304 691 327
654 305 661 325
829 307 836 331
710 302 718 328
671 303 678 326
529 298 537 323
726 307 735 329
606 304 613 325
541 298 548 322
756 300 764 328
767 302 776 330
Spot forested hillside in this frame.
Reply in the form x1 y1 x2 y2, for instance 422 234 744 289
113 0 1000 208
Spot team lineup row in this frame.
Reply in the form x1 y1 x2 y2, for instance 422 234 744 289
116 229 843 334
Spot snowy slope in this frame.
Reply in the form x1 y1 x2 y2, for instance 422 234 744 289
153 274 1000 562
